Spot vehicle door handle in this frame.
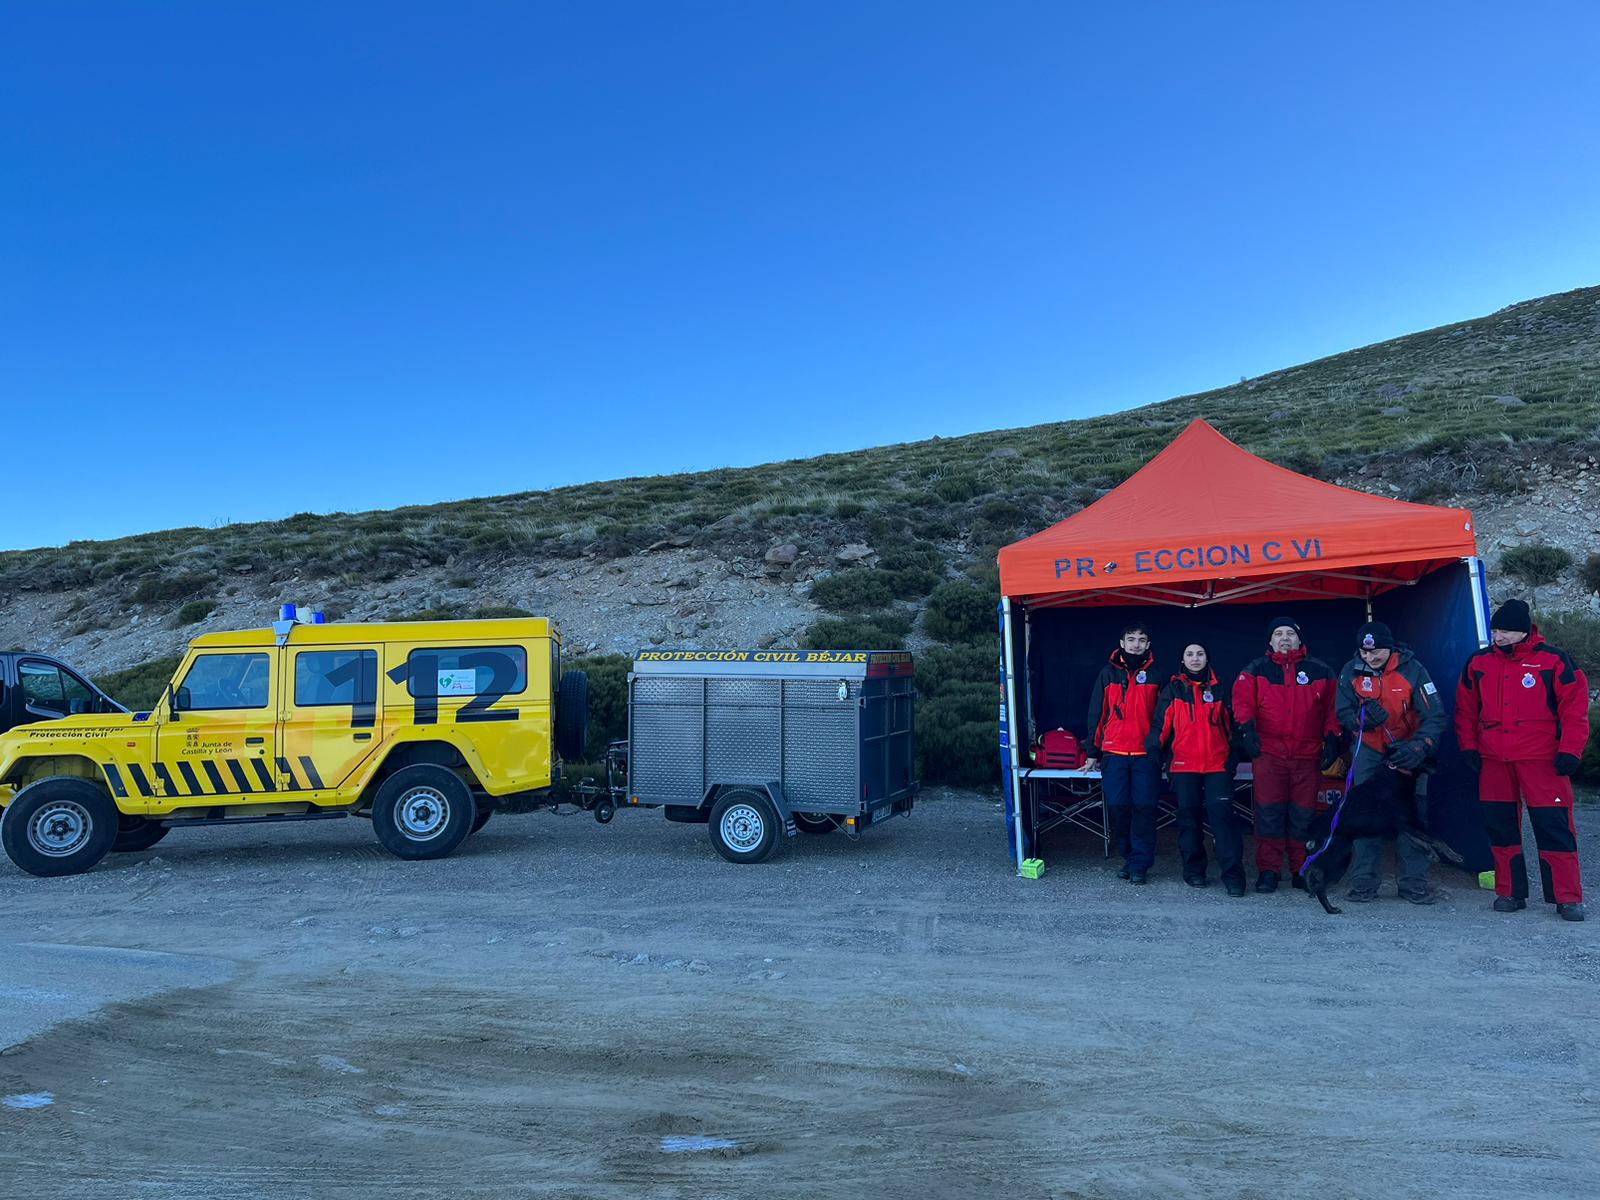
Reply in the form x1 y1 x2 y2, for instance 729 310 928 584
353 733 372 741
245 737 265 745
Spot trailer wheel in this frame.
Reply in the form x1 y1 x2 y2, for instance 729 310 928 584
709 789 779 864
555 670 589 762
371 765 474 860
793 811 836 835
112 816 170 853
1 776 119 878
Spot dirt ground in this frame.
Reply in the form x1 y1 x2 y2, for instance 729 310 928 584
2 789 1597 1199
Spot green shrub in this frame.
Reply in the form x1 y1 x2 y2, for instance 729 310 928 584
801 611 912 651
470 605 535 619
878 542 946 599
1581 705 1600 786
131 573 213 604
99 656 183 710
932 473 984 503
1579 553 1600 595
917 686 999 787
923 579 995 644
568 653 632 762
1501 543 1572 587
918 643 996 699
809 569 895 613
175 600 216 625
1538 613 1600 675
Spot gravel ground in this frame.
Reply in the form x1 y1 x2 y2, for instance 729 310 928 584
1 788 1597 1199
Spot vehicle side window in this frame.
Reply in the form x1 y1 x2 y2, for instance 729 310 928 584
178 653 271 710
61 672 96 715
404 646 527 697
20 662 68 715
295 650 377 706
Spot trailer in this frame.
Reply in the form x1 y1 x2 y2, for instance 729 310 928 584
581 650 917 863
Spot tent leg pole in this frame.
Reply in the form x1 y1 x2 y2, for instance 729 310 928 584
1002 596 1027 873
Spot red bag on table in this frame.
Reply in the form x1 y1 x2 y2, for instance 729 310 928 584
1034 728 1084 769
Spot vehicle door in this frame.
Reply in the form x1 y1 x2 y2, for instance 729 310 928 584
15 659 74 725
279 645 383 793
152 649 280 807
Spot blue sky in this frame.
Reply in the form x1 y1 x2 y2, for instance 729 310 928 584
4 1 1599 550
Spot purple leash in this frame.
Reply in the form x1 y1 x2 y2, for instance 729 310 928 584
1302 710 1364 873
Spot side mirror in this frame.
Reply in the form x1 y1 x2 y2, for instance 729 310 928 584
167 684 184 721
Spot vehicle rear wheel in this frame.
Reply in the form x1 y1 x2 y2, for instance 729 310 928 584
555 670 589 762
470 806 492 835
112 816 170 853
708 789 779 864
1 776 119 878
793 811 837 835
371 765 474 860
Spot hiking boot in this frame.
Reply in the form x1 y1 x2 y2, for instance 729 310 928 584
1492 897 1527 913
1557 903 1586 922
1116 866 1131 880
1254 871 1279 894
1344 887 1379 904
1185 875 1209 889
1399 889 1438 906
1225 881 1247 898
1128 871 1148 885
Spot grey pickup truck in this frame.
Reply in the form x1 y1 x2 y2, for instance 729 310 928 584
0 652 125 734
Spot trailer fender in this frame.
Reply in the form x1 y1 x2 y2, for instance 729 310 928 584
704 781 797 838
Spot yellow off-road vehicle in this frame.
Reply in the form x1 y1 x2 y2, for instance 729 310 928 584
0 609 590 877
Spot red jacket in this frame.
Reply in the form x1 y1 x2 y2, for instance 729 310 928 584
1149 670 1234 774
1232 646 1339 760
1455 629 1591 762
1087 649 1160 756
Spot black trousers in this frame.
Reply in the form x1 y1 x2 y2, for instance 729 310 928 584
1173 771 1244 886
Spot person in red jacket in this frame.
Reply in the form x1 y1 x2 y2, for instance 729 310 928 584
1083 623 1161 884
1233 616 1343 893
1456 599 1590 922
1149 643 1244 895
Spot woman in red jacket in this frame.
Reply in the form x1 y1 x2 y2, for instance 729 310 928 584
1149 643 1246 896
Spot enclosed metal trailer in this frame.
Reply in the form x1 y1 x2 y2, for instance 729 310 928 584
624 650 917 862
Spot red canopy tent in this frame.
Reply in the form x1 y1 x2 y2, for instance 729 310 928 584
998 418 1479 607
996 419 1492 874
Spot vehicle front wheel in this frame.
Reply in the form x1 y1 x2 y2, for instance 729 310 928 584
470 806 492 835
708 789 780 864
112 816 170 853
371 765 474 860
1 776 119 878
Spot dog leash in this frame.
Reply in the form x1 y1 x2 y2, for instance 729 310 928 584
1302 710 1365 873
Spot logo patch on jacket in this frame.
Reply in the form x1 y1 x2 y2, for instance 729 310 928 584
1136 671 1147 683
1522 673 1537 689
1296 671 1310 685
1360 677 1374 693
1202 690 1213 703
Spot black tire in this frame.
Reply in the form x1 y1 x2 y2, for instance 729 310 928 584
112 816 170 853
1 776 119 878
555 670 589 762
470 806 492 835
708 789 780 864
370 765 474 860
793 811 837 835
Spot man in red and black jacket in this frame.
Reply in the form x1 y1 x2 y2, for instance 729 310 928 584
1457 599 1590 922
1233 616 1343 893
1083 623 1161 884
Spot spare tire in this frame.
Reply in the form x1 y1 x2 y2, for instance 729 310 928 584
555 669 589 762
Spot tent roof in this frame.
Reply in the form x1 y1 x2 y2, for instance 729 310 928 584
997 419 1478 607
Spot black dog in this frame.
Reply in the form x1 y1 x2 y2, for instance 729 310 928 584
1299 765 1462 914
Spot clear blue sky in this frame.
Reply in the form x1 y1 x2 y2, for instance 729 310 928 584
4 1 1599 550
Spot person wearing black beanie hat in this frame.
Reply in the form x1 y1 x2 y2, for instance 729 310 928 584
1457 601 1591 921
1233 615 1343 893
1335 621 1447 904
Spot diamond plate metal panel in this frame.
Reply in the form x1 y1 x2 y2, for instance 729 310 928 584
707 678 781 781
630 676 705 803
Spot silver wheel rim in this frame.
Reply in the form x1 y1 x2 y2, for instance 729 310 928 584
395 786 450 841
720 803 765 852
29 800 94 858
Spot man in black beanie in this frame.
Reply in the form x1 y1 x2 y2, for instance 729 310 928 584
1457 598 1590 921
1334 620 1448 903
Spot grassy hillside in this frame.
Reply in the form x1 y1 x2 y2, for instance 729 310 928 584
5 286 1598 603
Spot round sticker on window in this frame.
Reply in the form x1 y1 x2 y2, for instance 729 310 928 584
1296 671 1310 685
1522 673 1537 689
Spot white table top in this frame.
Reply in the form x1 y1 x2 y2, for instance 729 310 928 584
1022 762 1254 781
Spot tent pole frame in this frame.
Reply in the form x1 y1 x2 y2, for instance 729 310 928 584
1001 595 1027 874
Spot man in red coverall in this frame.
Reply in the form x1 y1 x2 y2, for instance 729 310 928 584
1233 616 1343 893
1456 599 1590 922
1082 623 1161 885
